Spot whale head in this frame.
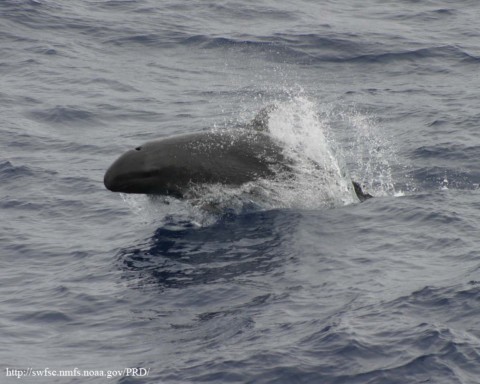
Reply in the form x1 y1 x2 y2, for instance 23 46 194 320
104 144 186 197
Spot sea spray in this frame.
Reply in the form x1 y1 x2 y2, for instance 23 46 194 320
332 105 399 196
266 96 357 208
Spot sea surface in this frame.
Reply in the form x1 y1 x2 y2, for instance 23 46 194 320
2 1 480 383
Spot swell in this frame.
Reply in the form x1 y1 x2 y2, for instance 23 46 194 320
163 32 477 64
412 143 480 161
158 282 480 384
27 106 99 126
3 1 478 67
116 210 299 290
408 141 480 190
172 33 479 67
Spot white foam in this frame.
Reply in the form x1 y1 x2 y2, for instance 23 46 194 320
265 95 357 208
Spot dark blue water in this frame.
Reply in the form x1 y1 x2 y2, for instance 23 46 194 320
2 1 480 383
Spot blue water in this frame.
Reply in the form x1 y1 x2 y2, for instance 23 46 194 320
2 1 480 383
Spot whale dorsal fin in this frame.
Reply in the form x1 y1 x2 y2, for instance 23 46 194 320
247 104 277 132
352 181 373 202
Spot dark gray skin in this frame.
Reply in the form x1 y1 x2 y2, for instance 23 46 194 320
104 129 290 198
104 109 373 201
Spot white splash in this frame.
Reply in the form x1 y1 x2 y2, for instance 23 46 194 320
334 106 398 197
120 193 215 227
441 174 449 190
264 96 358 208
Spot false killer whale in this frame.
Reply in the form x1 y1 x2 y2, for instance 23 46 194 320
104 108 372 202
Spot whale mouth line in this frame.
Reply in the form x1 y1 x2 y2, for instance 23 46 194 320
105 173 153 193
105 170 190 197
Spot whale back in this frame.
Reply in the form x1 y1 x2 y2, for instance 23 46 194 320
104 129 288 196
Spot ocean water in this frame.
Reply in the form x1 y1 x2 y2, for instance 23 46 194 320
2 0 480 383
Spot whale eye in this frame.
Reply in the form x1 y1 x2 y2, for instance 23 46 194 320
135 146 142 151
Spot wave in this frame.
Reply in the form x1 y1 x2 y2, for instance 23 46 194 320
156 32 479 69
410 167 478 191
0 160 57 187
287 282 480 384
408 142 480 190
160 31 479 65
117 209 298 290
3 1 478 68
0 160 35 179
27 105 99 125
104 33 172 47
151 280 480 383
413 143 480 161
388 7 457 22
